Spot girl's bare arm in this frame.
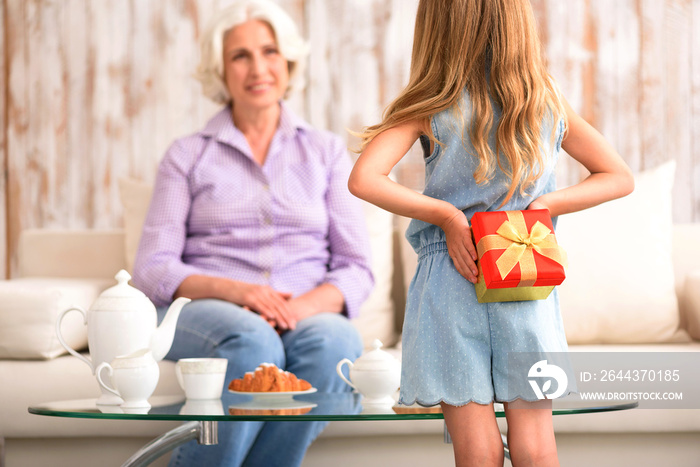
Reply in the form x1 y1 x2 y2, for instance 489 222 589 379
348 120 479 283
530 97 634 216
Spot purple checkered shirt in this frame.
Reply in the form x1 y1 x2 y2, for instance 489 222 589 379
132 102 374 318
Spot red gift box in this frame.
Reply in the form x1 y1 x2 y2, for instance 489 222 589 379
471 209 566 303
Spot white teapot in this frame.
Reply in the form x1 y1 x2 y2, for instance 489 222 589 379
56 270 190 405
336 339 401 406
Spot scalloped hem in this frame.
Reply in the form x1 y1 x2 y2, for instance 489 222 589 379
399 390 579 408
398 397 494 408
496 390 578 404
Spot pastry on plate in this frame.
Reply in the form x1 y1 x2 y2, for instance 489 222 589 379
228 406 313 416
229 363 312 392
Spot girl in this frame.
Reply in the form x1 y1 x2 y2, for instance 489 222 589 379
348 1 634 466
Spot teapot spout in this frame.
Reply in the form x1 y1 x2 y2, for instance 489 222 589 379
150 297 191 361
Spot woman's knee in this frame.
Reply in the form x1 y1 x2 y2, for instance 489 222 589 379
285 313 363 363
215 318 284 366
167 299 285 365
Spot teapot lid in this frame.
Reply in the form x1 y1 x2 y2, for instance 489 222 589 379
90 270 154 313
352 339 399 371
100 270 148 299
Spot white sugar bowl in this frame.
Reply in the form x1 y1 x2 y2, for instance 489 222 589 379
336 339 401 405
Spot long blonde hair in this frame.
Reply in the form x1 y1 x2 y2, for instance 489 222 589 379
359 0 566 204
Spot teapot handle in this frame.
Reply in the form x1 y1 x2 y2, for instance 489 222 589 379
56 307 93 372
95 362 121 398
336 358 356 390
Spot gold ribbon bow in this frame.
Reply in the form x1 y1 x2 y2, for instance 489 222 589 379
476 211 567 287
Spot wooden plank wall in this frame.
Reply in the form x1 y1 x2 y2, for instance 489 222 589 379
2 0 699 278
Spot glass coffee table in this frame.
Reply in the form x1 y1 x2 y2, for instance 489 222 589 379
29 392 637 467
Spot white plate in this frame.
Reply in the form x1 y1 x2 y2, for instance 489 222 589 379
228 387 317 401
228 399 317 413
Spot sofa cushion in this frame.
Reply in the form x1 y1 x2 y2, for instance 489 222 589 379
118 178 397 349
118 178 154 274
351 202 397 347
18 229 127 279
556 161 681 344
0 355 181 437
0 278 112 359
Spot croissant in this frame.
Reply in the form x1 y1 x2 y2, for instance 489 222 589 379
229 363 312 392
228 407 313 416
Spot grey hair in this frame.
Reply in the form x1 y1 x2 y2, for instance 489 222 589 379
195 0 309 105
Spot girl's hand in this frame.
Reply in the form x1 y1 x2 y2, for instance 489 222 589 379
440 210 479 284
527 199 550 212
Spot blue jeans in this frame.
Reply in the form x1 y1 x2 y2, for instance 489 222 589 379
158 299 363 467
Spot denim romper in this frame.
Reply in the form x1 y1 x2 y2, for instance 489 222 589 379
398 91 574 406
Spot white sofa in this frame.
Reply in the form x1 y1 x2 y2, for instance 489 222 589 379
1 162 700 467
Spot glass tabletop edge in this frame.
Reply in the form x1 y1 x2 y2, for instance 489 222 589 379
28 399 639 422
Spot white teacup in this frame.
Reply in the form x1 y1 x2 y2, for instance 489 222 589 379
96 349 160 409
176 358 228 400
180 399 225 415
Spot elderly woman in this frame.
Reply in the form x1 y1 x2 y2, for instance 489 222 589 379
132 1 374 465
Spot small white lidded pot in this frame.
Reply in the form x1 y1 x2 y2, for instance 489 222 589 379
336 339 401 405
96 349 159 410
